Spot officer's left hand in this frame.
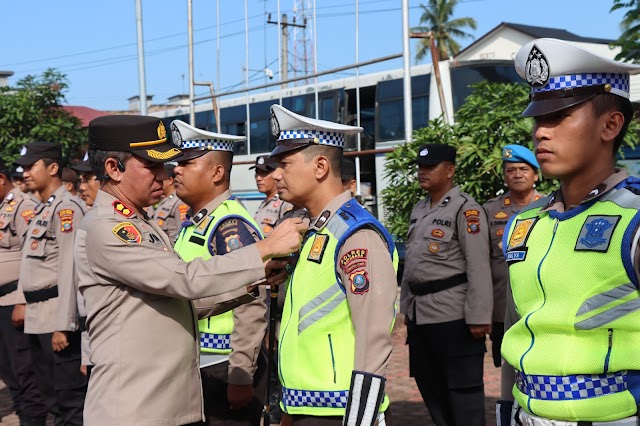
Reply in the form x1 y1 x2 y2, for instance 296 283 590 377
52 331 69 352
227 383 255 410
468 324 491 340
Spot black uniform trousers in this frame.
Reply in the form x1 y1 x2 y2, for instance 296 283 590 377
407 318 486 426
0 305 46 421
29 330 87 426
193 353 267 426
490 321 505 368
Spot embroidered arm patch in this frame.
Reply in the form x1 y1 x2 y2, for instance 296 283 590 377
214 218 256 254
112 222 143 243
341 249 369 295
58 209 74 233
464 209 480 234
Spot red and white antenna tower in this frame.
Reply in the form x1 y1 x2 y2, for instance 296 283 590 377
292 0 314 85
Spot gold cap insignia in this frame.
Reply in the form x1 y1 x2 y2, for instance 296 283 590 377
157 121 167 139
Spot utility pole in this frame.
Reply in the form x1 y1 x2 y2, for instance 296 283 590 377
135 0 148 115
268 13 306 88
409 31 449 124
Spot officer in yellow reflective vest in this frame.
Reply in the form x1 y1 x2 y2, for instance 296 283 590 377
269 105 398 426
498 39 640 425
170 120 268 426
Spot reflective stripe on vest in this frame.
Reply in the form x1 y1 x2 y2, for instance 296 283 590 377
502 179 640 421
174 198 263 354
279 198 397 417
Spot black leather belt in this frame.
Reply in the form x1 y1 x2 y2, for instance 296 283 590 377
24 285 58 303
78 316 87 332
0 281 18 297
409 273 468 295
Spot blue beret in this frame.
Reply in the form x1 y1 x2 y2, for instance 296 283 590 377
502 144 539 169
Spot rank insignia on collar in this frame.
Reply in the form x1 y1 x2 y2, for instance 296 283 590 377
5 192 14 202
46 195 56 205
307 234 329 264
314 210 331 229
112 222 143 243
575 215 620 252
441 196 451 206
193 209 208 224
113 201 134 218
504 197 511 206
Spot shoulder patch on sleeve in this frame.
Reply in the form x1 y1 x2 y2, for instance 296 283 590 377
112 222 143 243
349 270 370 295
340 248 368 274
58 209 74 233
213 217 256 254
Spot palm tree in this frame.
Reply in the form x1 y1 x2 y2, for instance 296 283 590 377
412 0 477 62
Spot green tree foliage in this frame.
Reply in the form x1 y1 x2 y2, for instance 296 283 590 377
0 69 86 165
412 0 477 62
381 81 640 241
611 0 640 63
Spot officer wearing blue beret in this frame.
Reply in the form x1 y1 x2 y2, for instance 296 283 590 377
482 144 542 370
498 38 640 425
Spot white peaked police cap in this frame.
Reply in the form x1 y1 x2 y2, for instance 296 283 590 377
515 38 640 117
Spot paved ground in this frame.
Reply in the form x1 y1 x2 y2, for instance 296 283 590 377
0 315 501 425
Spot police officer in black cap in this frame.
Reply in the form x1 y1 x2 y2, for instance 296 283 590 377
75 115 304 426
400 143 492 426
0 158 46 426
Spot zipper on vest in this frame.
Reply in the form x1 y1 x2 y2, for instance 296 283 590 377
520 217 558 415
328 334 337 383
604 328 613 373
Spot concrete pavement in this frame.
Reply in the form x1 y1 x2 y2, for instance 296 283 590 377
0 315 502 425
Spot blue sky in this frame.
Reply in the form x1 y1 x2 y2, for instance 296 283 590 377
0 0 627 111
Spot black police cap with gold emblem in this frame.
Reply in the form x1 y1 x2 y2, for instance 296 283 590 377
88 115 181 163
14 142 62 166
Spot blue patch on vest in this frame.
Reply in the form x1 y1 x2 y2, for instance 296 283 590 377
575 215 621 252
506 250 527 263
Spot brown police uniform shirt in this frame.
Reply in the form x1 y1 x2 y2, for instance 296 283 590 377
76 190 266 426
307 191 397 376
151 192 189 243
186 189 268 385
18 185 85 334
253 193 293 237
0 188 36 306
400 186 493 325
483 190 542 323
